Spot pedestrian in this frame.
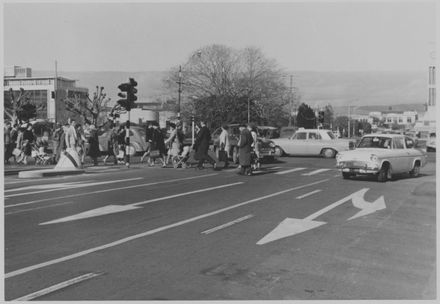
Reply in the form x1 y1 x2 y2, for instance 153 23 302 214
140 122 154 163
116 125 126 164
193 120 216 170
65 119 77 150
22 124 35 165
103 124 118 165
4 122 12 164
52 123 63 163
76 123 87 165
218 124 230 168
237 123 253 175
9 123 19 163
150 121 166 167
164 122 182 166
87 124 100 166
248 123 260 170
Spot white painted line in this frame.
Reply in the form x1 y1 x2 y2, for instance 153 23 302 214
5 178 143 198
5 178 328 279
201 214 254 234
333 174 341 177
5 202 74 215
11 272 101 301
275 168 306 175
296 189 322 199
40 182 244 225
301 168 331 176
5 181 85 192
5 173 218 209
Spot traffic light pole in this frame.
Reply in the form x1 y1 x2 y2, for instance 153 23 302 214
125 112 130 168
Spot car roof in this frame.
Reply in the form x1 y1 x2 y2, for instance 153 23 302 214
257 126 277 130
362 133 405 139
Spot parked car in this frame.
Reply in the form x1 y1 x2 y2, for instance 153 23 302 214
336 134 427 182
271 128 355 158
279 126 296 138
257 126 280 139
98 126 147 156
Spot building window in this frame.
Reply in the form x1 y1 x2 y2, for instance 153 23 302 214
407 117 412 123
398 118 403 123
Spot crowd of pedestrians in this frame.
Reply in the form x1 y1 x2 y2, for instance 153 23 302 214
4 118 261 176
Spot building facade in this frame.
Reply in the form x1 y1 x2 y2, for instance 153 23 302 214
414 66 436 137
4 66 88 123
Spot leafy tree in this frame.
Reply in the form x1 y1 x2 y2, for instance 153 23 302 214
296 103 316 129
64 86 111 126
323 104 334 129
164 44 289 129
334 115 349 137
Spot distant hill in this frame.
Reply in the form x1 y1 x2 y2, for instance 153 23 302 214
34 70 429 113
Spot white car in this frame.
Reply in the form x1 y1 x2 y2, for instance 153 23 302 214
272 128 354 158
336 134 427 182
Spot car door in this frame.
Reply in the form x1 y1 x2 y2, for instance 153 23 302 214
390 137 408 173
287 131 307 154
306 131 323 155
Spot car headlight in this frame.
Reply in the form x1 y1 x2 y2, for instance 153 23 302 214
370 154 378 162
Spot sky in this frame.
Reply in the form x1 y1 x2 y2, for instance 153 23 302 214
2 1 437 72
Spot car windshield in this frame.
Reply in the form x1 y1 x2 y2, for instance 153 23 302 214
357 136 392 149
326 131 335 139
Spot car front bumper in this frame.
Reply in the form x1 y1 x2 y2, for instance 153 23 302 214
336 160 380 174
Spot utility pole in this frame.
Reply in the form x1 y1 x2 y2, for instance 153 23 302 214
54 60 58 123
289 75 293 126
176 65 183 120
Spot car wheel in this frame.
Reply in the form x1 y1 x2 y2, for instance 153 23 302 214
409 162 421 178
377 164 391 182
274 146 285 156
322 148 336 158
342 172 352 179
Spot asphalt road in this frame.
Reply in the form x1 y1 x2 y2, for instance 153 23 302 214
3 153 437 300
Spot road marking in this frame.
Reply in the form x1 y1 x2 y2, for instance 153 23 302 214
40 182 244 225
5 179 329 279
5 178 143 198
301 168 331 176
11 272 102 301
5 173 218 209
201 214 254 234
275 168 306 175
5 202 74 215
257 188 386 245
296 189 322 199
5 181 85 192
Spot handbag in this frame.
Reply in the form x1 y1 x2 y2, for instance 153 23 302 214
12 148 22 157
149 150 160 158
218 150 227 162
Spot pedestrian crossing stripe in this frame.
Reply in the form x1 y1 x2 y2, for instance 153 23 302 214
275 168 307 175
301 169 332 176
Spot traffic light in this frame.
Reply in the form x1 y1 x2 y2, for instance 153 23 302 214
318 111 325 124
127 78 138 110
117 78 138 111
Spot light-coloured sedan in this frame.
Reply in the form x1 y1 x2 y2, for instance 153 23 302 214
336 134 427 182
98 126 147 156
272 128 354 158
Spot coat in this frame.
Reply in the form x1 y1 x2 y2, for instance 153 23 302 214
194 126 211 160
238 128 252 166
87 129 101 158
152 128 166 155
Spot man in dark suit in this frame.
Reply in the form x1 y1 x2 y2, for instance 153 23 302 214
193 120 216 170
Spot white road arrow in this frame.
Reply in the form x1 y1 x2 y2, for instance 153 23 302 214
40 182 243 225
257 188 386 245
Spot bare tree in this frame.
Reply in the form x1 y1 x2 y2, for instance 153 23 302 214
64 86 111 126
4 88 45 124
164 44 290 127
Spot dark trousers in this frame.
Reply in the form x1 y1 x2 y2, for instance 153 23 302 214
197 153 216 168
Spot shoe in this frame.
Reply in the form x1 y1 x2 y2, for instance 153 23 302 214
213 162 217 170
